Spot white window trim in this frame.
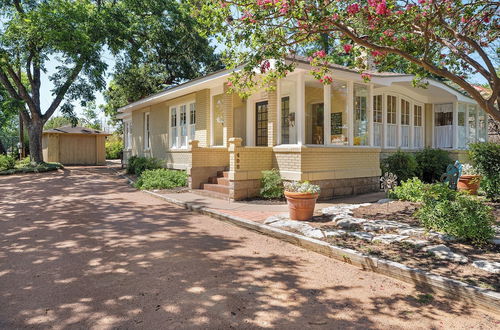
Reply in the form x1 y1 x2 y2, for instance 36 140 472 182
144 112 150 151
124 120 132 151
169 100 196 149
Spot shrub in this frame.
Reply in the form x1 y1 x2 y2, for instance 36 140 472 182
127 156 162 176
0 154 16 171
469 142 500 201
16 157 32 168
105 136 123 159
381 150 418 182
135 169 188 190
415 148 452 183
260 169 284 199
388 177 426 202
416 195 495 244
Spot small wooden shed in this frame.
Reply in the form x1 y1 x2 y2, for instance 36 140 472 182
42 126 110 165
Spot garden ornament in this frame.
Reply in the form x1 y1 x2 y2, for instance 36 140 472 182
440 160 463 190
380 172 398 193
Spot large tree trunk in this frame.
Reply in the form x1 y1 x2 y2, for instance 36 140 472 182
27 118 44 163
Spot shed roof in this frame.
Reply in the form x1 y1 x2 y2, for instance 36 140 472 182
43 126 110 135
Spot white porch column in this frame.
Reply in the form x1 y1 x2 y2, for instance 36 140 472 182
396 96 401 147
347 81 354 146
323 83 331 145
296 72 306 145
409 101 415 149
452 102 458 149
277 79 282 145
368 84 374 146
465 104 469 146
382 93 387 149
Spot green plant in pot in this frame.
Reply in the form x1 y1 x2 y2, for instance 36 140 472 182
284 181 320 221
458 163 481 195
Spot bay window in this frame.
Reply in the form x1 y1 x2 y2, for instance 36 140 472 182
373 95 383 147
434 103 453 148
386 95 397 147
457 104 466 148
330 80 348 145
400 99 410 148
353 84 368 146
414 104 423 148
478 109 487 142
468 104 477 143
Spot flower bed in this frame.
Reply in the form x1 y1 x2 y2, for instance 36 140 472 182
265 200 500 292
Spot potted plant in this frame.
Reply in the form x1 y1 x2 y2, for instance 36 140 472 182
284 181 320 221
458 163 482 195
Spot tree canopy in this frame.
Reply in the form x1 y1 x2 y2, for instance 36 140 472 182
0 0 220 162
190 0 499 121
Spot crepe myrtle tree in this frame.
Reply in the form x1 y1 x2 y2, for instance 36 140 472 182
190 0 500 121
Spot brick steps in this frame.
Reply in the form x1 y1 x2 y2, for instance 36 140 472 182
196 171 230 199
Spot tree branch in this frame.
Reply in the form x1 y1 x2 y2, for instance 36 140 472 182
42 62 84 122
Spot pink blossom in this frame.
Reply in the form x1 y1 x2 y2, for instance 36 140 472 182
313 50 327 58
227 81 233 87
322 75 333 84
361 73 372 81
343 44 353 53
371 50 384 57
347 3 360 15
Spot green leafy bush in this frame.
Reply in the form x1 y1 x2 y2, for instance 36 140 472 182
135 169 188 190
389 177 426 202
381 150 418 182
0 162 63 175
260 169 284 199
105 137 123 160
469 142 500 201
0 154 16 171
16 157 32 168
127 156 162 176
415 148 452 183
416 195 495 244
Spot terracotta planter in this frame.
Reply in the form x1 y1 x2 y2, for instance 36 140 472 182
457 175 482 195
284 191 319 221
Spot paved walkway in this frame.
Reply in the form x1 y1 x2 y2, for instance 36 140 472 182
0 167 498 329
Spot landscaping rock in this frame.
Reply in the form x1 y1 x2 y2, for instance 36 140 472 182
324 229 347 237
472 260 500 274
349 231 374 241
335 217 366 229
265 216 324 239
423 245 468 263
398 228 427 236
376 198 394 204
322 203 371 216
489 236 500 246
401 239 430 248
372 234 409 244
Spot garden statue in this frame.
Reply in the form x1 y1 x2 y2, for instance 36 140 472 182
440 160 463 190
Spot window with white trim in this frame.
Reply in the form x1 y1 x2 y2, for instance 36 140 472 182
400 99 410 148
386 95 397 147
457 104 466 148
373 95 383 147
125 121 132 150
170 101 196 148
144 112 150 150
413 104 423 148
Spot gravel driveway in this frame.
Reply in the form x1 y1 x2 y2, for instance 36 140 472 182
0 166 498 329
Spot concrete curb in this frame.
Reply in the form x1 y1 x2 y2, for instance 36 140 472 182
114 170 500 313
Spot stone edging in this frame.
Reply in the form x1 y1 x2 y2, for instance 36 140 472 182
114 170 500 313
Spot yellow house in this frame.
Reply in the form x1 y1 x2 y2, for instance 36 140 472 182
117 58 488 200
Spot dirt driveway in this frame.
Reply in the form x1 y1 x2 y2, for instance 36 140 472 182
0 167 498 329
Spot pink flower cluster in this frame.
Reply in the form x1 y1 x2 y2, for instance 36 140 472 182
260 60 271 73
370 50 384 57
368 0 390 16
320 75 333 84
346 3 360 15
361 73 372 81
343 44 353 53
313 50 326 58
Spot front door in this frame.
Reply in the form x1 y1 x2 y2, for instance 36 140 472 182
256 101 268 146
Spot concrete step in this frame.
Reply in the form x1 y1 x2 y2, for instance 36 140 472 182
202 183 230 195
191 189 230 201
